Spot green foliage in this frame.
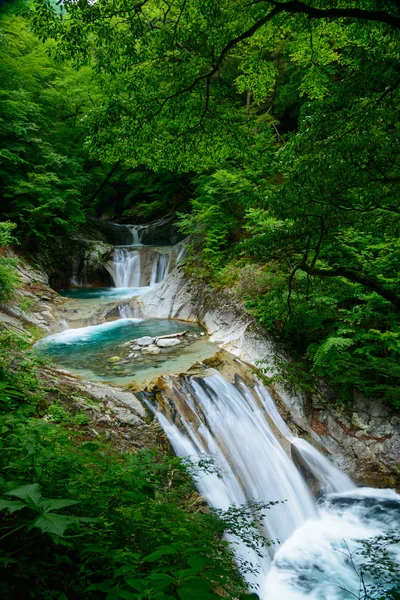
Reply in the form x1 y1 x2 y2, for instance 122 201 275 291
0 332 266 599
337 533 400 600
30 0 398 406
0 482 88 537
0 222 19 301
0 3 134 243
178 170 256 273
357 533 400 599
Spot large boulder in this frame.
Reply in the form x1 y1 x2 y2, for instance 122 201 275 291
134 336 154 347
141 345 161 355
157 338 181 348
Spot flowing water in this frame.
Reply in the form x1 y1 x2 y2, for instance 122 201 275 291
149 372 400 599
150 252 171 286
113 247 142 287
65 222 185 295
50 221 399 598
36 319 216 387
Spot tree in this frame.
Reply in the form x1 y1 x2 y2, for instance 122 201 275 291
28 0 400 406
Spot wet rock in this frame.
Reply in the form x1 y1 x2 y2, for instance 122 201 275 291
135 336 154 347
156 338 181 348
141 345 161 355
129 344 141 351
108 356 122 363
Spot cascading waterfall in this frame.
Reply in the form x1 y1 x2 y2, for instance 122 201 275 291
110 223 187 291
113 247 142 288
150 252 171 286
129 225 147 245
55 218 399 597
173 238 188 265
112 247 173 288
117 302 134 319
151 371 400 599
253 381 355 496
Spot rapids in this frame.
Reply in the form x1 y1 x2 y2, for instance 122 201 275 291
149 373 400 599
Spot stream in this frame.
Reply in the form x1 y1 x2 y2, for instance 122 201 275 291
38 223 400 599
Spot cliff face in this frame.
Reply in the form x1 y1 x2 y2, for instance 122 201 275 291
0 248 64 334
128 267 400 490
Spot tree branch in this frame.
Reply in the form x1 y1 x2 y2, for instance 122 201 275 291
253 1 400 30
298 262 400 310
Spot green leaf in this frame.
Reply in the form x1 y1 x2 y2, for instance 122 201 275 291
40 498 79 513
29 513 78 536
144 544 180 562
125 578 144 592
187 555 208 571
180 577 212 591
0 499 26 513
177 587 217 600
8 483 42 508
117 591 136 600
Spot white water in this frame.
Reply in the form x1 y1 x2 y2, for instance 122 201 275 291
118 302 134 319
152 372 400 599
173 237 189 265
111 225 186 290
253 381 355 495
150 252 171 286
113 248 142 287
113 247 172 288
129 225 147 245
36 318 143 346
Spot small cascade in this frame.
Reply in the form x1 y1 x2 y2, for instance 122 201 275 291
58 317 69 330
173 237 189 265
291 438 355 495
150 253 171 286
254 381 355 495
70 257 80 287
118 302 133 319
151 372 318 588
112 246 174 289
151 371 400 598
113 248 141 288
129 225 147 245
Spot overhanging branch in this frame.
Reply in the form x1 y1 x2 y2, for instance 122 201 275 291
298 262 400 310
253 1 400 29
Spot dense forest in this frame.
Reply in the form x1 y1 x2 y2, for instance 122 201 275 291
1 0 400 598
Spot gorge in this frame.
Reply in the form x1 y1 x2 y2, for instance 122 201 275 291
27 219 400 599
1 2 400 597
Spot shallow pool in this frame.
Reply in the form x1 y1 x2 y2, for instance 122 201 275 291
36 319 216 386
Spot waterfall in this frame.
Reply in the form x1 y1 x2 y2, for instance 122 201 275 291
129 225 147 245
118 302 133 318
152 373 318 589
113 248 141 287
173 238 189 265
254 382 355 495
152 372 400 599
150 253 171 286
70 257 80 286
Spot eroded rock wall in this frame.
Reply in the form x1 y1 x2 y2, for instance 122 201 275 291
130 267 400 489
